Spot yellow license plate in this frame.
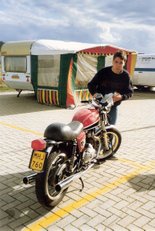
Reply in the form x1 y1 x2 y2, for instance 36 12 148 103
29 151 46 171
11 75 19 79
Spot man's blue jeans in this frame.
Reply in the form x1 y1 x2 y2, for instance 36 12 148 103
108 105 118 125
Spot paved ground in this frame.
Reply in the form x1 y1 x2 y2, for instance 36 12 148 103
0 90 155 231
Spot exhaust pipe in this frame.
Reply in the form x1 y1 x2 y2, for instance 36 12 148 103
55 163 94 192
23 173 37 184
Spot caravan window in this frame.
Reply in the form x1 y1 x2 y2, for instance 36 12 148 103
4 56 27 73
38 55 60 87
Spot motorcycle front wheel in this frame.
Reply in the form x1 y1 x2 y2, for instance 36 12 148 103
35 151 68 208
97 127 121 161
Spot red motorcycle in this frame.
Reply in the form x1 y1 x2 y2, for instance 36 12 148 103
23 94 121 208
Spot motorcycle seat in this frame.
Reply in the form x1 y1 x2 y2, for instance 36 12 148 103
44 121 83 141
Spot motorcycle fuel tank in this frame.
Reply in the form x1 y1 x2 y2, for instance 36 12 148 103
72 107 99 129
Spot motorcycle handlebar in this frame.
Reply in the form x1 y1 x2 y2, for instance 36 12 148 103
81 93 114 111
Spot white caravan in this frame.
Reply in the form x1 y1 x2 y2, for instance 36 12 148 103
133 53 155 88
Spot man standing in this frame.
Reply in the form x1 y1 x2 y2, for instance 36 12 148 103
88 50 133 124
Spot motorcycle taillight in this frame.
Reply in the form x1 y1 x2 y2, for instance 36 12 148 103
31 139 46 150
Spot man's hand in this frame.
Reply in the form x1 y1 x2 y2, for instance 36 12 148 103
113 92 122 102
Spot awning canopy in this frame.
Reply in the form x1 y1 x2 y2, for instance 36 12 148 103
78 44 136 55
31 39 98 55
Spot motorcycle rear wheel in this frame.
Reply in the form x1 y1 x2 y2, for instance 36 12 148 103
35 151 68 208
97 127 121 161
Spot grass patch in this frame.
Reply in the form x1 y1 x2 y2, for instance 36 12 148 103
0 77 14 92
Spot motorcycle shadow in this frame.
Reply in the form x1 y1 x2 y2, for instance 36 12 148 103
127 174 155 192
0 171 56 229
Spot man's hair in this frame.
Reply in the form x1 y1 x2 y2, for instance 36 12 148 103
113 50 127 61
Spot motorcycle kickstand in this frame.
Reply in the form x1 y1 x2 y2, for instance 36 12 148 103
79 177 84 192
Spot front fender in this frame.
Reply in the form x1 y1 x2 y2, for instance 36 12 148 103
95 124 119 136
105 124 116 130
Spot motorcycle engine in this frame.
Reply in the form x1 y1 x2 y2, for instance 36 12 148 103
83 143 96 163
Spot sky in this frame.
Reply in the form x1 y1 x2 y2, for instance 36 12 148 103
0 0 155 53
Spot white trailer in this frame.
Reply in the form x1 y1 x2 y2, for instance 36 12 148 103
1 41 34 95
133 53 155 89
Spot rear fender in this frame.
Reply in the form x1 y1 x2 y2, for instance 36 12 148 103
45 140 64 159
44 143 68 171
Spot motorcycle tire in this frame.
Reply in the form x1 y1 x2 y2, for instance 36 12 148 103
35 151 68 208
97 127 121 161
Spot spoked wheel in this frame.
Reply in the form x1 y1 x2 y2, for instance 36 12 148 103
97 127 121 161
35 151 68 208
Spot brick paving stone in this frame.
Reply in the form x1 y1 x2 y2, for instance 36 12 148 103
110 224 129 231
117 215 136 227
133 216 151 228
0 210 8 220
121 208 141 219
127 200 143 210
107 207 127 219
0 200 6 208
69 209 84 218
63 224 80 231
122 187 136 196
108 188 125 196
87 214 107 227
29 202 42 210
0 187 11 199
91 195 107 203
141 201 155 210
8 216 31 229
80 224 96 231
35 207 51 216
0 226 14 231
127 224 144 231
116 194 135 204
102 214 119 226
93 207 112 218
95 224 107 230
150 208 155 214
79 207 98 217
148 190 155 197
97 199 116 210
47 225 64 231
144 193 155 203
103 194 122 203
72 214 91 227
136 207 155 219
15 199 36 211
50 215 76 229
143 224 155 231
86 200 104 210
12 194 31 202
0 217 14 228
113 200 129 210
149 218 155 227
25 210 39 219
58 199 75 208
104 228 114 231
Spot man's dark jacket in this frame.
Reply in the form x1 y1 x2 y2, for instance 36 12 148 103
88 66 133 106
